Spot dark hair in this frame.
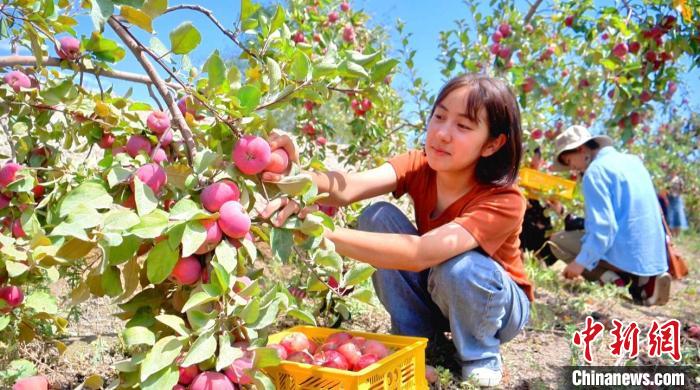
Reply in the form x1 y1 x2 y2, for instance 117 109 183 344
558 139 600 165
430 74 522 186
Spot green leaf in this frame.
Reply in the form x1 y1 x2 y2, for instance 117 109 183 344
204 50 226 88
269 5 285 34
169 198 207 221
169 22 201 54
600 59 618 71
253 347 281 368
193 150 219 175
85 33 125 62
240 0 261 22
105 235 141 265
0 316 10 332
371 58 399 82
181 290 218 312
141 365 179 390
140 336 183 381
270 228 293 262
5 359 37 380
51 221 89 241
5 261 28 278
123 326 156 347
214 239 237 273
121 5 153 32
134 176 158 217
65 204 103 229
275 173 313 196
299 214 325 236
339 60 369 79
107 165 132 188
240 298 260 324
41 80 75 106
59 181 113 217
102 265 124 297
342 263 375 287
103 209 141 231
181 220 207 257
290 51 311 81
266 57 282 91
182 331 217 366
90 0 114 31
155 314 191 337
349 287 373 303
216 332 245 371
210 261 230 294
130 209 169 238
237 85 261 114
146 240 178 284
287 308 317 325
348 50 381 66
313 250 342 272
24 291 58 314
142 0 167 18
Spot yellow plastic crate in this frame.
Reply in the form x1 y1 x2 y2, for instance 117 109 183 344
519 167 577 200
265 326 429 390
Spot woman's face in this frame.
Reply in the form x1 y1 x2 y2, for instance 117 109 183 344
425 86 503 175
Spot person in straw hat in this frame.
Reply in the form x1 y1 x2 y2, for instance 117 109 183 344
547 125 671 306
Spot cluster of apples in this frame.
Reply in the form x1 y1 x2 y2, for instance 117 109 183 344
173 343 256 390
3 35 80 93
270 331 391 372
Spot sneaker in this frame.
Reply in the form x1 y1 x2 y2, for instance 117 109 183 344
643 272 672 306
461 356 502 387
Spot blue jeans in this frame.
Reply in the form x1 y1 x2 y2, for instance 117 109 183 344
357 202 530 364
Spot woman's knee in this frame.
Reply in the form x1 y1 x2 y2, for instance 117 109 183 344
428 251 504 298
357 201 414 234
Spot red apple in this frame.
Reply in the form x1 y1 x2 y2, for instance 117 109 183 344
11 219 25 238
200 180 240 213
158 129 173 147
612 43 628 59
342 24 355 43
178 364 199 385
328 11 339 23
190 372 234 390
564 15 575 27
194 219 223 255
531 129 543 140
337 342 363 367
126 135 153 158
639 90 652 103
56 36 81 61
132 163 167 194
0 163 22 188
287 351 313 364
170 256 202 285
498 22 512 38
265 148 290 174
363 340 389 359
218 201 251 239
425 365 439 383
630 112 641 126
147 111 170 134
3 71 32 92
353 354 379 371
280 332 311 354
99 132 115 149
224 356 253 384
12 375 48 390
340 1 350 12
292 31 305 44
314 350 349 370
629 41 641 54
491 31 503 43
0 285 24 309
233 135 272 175
316 136 327 146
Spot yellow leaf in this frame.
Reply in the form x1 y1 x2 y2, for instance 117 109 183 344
83 374 104 390
94 102 111 118
56 238 95 261
121 6 154 33
673 0 692 23
70 282 91 305
164 164 193 190
18 322 36 342
55 340 67 354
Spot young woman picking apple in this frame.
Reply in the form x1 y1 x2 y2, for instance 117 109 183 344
261 74 531 387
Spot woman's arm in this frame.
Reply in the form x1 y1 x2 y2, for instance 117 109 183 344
325 222 480 272
309 164 397 207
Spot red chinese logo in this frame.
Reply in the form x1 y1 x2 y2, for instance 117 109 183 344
647 319 681 361
572 316 605 363
609 319 640 358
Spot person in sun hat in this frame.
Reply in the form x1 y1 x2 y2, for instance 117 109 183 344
547 125 672 306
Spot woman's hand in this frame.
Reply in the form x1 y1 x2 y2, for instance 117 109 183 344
258 196 319 227
261 130 299 183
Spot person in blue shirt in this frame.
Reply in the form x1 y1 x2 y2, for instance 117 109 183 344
547 125 671 306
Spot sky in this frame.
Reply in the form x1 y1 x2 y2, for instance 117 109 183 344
1 0 698 127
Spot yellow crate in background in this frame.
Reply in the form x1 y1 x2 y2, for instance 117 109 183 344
265 326 429 389
519 167 577 200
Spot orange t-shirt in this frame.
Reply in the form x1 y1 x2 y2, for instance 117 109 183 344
388 150 534 301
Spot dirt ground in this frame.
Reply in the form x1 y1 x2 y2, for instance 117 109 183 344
7 234 699 389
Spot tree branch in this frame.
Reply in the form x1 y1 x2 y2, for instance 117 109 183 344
163 4 260 62
108 16 196 165
0 55 182 90
523 0 544 25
